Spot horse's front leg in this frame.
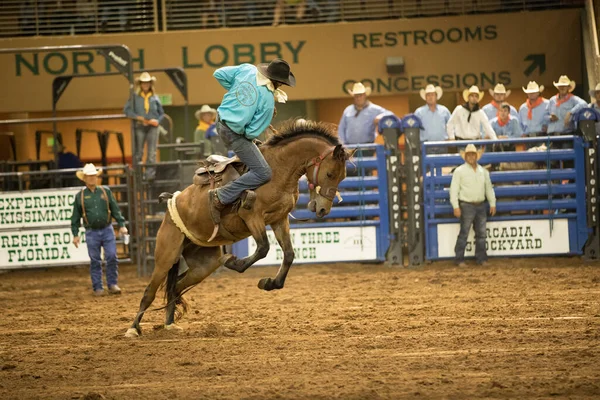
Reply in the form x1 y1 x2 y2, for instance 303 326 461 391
257 218 293 291
223 215 269 273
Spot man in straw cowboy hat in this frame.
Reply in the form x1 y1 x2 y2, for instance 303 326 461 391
124 71 165 181
518 81 549 137
547 75 586 136
338 81 387 145
70 164 128 296
481 83 520 122
414 84 451 153
450 144 496 267
447 85 497 141
208 58 296 230
193 104 217 155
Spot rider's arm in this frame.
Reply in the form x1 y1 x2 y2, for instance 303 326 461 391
213 66 240 90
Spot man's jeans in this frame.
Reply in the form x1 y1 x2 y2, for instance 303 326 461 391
134 125 158 180
215 121 272 205
86 225 118 290
454 202 488 264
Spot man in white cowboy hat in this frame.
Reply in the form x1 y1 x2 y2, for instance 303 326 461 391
208 58 296 236
481 83 520 122
547 75 586 135
414 84 451 153
450 144 496 267
70 164 128 296
123 71 165 181
447 86 497 141
193 104 217 155
338 81 387 145
518 81 550 136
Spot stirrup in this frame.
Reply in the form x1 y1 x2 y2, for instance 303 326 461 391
240 190 257 211
207 190 224 242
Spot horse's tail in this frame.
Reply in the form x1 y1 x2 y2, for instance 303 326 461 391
163 260 188 322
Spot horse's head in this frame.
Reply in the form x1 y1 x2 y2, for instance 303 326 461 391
307 144 355 218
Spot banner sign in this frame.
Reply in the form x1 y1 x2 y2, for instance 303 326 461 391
0 228 89 269
246 226 378 266
0 189 80 229
437 219 570 257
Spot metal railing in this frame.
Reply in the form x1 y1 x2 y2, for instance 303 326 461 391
0 0 584 37
0 0 156 38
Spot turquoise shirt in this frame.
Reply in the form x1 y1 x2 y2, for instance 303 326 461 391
490 116 523 138
518 99 549 135
214 64 275 140
414 104 451 142
547 94 587 134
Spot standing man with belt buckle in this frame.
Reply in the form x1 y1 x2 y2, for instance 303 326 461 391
450 144 497 267
71 163 128 296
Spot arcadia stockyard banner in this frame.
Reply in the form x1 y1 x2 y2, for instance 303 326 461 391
245 226 378 266
0 189 79 229
436 219 570 257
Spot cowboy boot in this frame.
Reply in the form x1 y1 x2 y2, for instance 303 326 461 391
240 190 257 211
208 189 226 225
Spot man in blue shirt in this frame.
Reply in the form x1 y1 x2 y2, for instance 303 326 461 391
547 75 587 135
482 84 519 121
414 84 451 154
338 82 386 144
518 81 549 137
208 59 296 232
123 72 165 181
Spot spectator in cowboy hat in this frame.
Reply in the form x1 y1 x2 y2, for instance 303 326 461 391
193 104 217 156
547 75 586 135
123 71 165 181
481 83 519 122
450 144 496 267
518 81 550 137
70 163 128 296
414 84 451 153
583 83 600 135
208 58 295 236
490 103 523 139
447 86 497 141
338 81 387 145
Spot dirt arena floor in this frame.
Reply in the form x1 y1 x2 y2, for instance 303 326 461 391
1 258 599 400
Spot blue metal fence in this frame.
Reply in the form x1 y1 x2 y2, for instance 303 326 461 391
422 136 591 260
232 144 390 265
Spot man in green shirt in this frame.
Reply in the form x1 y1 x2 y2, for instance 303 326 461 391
449 144 497 267
71 164 128 296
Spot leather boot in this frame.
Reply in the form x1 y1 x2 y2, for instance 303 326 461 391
208 189 226 224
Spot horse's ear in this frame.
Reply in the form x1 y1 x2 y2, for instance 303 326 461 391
333 144 345 161
345 148 357 160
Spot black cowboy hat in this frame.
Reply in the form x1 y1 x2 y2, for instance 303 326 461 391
257 58 296 87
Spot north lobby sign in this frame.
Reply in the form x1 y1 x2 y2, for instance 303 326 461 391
0 9 581 113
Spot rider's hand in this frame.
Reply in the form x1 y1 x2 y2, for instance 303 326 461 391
73 236 80 248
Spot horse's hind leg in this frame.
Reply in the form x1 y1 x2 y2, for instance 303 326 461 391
163 246 223 328
125 214 184 338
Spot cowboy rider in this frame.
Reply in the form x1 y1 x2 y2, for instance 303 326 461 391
208 58 296 230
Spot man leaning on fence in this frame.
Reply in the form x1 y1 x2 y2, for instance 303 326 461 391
450 144 496 267
71 163 128 297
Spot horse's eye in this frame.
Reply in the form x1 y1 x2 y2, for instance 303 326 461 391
327 172 334 179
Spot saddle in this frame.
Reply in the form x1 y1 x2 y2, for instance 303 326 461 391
193 154 247 189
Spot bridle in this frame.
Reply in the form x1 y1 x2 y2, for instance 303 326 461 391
305 147 342 202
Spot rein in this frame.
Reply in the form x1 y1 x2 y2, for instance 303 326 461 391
306 147 340 201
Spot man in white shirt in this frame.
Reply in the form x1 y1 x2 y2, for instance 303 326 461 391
447 86 497 141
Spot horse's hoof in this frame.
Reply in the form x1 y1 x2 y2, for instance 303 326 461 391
124 328 139 338
164 324 183 331
258 278 274 291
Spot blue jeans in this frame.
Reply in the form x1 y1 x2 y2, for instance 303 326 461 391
454 202 488 264
215 120 272 205
86 225 118 290
134 125 158 180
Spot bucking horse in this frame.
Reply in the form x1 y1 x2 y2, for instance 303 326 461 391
125 121 353 337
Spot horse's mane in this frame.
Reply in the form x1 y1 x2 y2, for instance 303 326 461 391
264 119 340 147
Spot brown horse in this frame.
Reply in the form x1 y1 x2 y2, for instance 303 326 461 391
125 121 353 338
